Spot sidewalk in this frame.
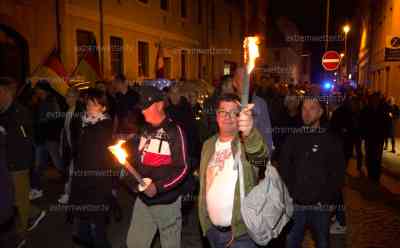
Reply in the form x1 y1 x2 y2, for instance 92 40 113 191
381 137 400 180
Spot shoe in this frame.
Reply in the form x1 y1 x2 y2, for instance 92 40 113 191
27 210 47 231
330 220 347 234
391 150 396 154
17 238 26 248
58 193 69 204
29 189 43 201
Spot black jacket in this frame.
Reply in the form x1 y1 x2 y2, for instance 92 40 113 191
34 95 64 144
166 97 201 164
125 118 189 205
278 127 346 205
69 118 115 221
0 130 15 226
360 105 386 142
0 102 34 172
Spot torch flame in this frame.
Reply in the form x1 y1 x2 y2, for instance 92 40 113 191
244 36 260 73
108 140 128 165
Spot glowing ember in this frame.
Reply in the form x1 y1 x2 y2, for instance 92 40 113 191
108 140 128 165
243 36 260 73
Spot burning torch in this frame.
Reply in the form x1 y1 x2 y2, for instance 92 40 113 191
108 140 152 192
241 36 260 107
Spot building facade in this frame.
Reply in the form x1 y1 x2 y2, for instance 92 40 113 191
356 0 400 98
0 0 268 84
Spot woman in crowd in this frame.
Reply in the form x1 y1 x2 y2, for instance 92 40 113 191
69 88 114 248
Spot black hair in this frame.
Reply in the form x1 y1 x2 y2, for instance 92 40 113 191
86 88 108 109
216 93 240 109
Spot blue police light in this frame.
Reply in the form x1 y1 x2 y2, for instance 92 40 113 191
323 82 332 90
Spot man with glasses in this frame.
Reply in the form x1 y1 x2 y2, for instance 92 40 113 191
198 93 268 248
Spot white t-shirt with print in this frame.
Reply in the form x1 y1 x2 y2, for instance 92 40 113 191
206 139 238 227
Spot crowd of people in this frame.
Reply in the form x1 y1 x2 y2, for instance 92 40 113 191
0 67 399 248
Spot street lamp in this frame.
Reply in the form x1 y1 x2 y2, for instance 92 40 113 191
342 25 350 57
343 25 350 34
342 25 350 81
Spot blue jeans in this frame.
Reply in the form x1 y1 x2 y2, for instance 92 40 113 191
286 205 331 248
206 226 257 248
31 141 64 190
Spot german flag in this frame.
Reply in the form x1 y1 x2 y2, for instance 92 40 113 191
73 34 102 84
31 49 69 96
74 49 102 83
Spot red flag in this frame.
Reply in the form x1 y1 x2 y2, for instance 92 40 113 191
155 44 164 78
31 49 69 96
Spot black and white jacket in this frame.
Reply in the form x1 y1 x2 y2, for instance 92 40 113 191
125 118 189 205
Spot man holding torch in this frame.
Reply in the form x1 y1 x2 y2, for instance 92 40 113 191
198 36 269 248
115 86 189 248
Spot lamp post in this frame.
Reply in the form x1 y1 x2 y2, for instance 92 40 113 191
342 25 350 82
343 25 350 57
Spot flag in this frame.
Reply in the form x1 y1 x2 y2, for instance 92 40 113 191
74 49 102 83
155 44 164 78
31 49 69 96
72 34 102 84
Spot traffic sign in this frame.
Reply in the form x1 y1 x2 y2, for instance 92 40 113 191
322 51 341 71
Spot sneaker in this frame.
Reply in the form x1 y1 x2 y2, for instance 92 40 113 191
330 220 347 234
29 189 43 201
58 194 69 204
27 210 47 232
17 238 26 248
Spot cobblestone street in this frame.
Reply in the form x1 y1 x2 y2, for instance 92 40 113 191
27 155 400 248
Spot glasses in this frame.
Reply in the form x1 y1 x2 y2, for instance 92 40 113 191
217 109 240 119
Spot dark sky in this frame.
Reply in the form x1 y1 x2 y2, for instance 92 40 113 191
267 0 358 83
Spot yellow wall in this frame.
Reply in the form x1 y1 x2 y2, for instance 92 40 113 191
0 0 58 75
1 0 248 82
359 0 400 100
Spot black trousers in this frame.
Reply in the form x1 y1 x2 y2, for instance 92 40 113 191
0 215 17 248
365 139 384 182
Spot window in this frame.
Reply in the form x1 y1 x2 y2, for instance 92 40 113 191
198 0 202 24
181 50 187 80
224 61 237 76
181 0 187 18
110 36 124 75
164 57 171 79
224 64 230 76
138 41 149 77
76 29 97 61
160 0 168 10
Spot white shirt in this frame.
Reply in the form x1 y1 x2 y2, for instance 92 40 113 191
206 139 238 227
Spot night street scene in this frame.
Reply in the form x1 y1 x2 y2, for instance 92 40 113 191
1 0 400 247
